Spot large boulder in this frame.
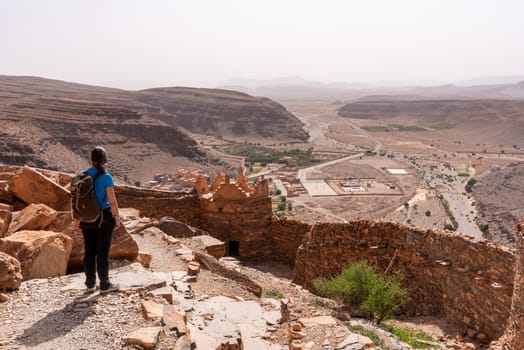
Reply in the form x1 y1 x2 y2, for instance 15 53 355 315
0 230 73 279
8 166 70 211
8 203 57 234
56 216 139 269
159 217 203 238
0 251 23 290
0 208 12 238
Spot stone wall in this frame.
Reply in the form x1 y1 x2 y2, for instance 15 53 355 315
115 186 199 220
499 218 524 348
292 220 515 341
266 219 311 265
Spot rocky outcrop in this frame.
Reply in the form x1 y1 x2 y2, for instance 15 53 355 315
0 230 73 279
0 251 23 290
293 220 515 342
8 203 57 234
8 166 70 211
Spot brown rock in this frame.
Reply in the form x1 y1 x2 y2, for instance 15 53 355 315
122 327 162 350
0 230 73 279
141 300 164 321
191 235 225 259
173 335 191 350
147 286 175 304
464 342 476 350
0 209 12 238
108 224 139 261
290 340 304 350
159 217 201 238
476 333 488 343
291 323 302 331
8 203 57 234
0 180 14 204
0 292 10 303
289 330 306 340
187 261 200 276
136 251 152 267
8 166 70 211
0 251 23 290
163 305 187 334
45 211 74 232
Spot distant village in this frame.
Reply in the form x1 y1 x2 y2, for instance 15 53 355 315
145 158 307 199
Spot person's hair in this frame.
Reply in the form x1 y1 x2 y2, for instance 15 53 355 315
90 146 108 174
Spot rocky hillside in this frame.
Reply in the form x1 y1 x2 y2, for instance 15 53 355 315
135 87 309 142
338 99 524 147
473 162 524 247
0 76 307 182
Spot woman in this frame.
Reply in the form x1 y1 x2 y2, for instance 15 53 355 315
80 146 121 293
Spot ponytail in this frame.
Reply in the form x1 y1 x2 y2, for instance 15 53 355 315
90 146 108 174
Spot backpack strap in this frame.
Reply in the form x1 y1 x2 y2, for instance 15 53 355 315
92 171 106 209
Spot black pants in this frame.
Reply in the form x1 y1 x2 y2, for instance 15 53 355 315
80 208 115 289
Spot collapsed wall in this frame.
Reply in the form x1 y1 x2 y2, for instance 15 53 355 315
292 220 515 341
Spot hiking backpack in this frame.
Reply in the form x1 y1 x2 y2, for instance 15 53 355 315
70 171 103 222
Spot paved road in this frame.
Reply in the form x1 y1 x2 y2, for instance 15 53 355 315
295 110 383 189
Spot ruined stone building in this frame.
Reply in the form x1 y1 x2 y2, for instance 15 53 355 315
115 166 524 349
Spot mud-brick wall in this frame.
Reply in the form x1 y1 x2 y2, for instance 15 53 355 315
115 186 200 221
293 220 515 341
265 219 311 265
196 197 273 260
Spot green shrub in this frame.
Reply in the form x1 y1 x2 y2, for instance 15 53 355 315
264 290 285 299
313 260 374 306
381 323 437 348
348 325 384 348
362 273 408 324
465 178 477 193
313 260 408 324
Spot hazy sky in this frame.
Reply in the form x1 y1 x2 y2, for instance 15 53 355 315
1 0 523 89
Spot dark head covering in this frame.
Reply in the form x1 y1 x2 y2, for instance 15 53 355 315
91 146 107 173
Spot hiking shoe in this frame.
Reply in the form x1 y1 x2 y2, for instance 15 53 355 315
85 286 96 293
100 283 119 294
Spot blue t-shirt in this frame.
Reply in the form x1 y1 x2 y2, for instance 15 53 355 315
86 168 114 209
